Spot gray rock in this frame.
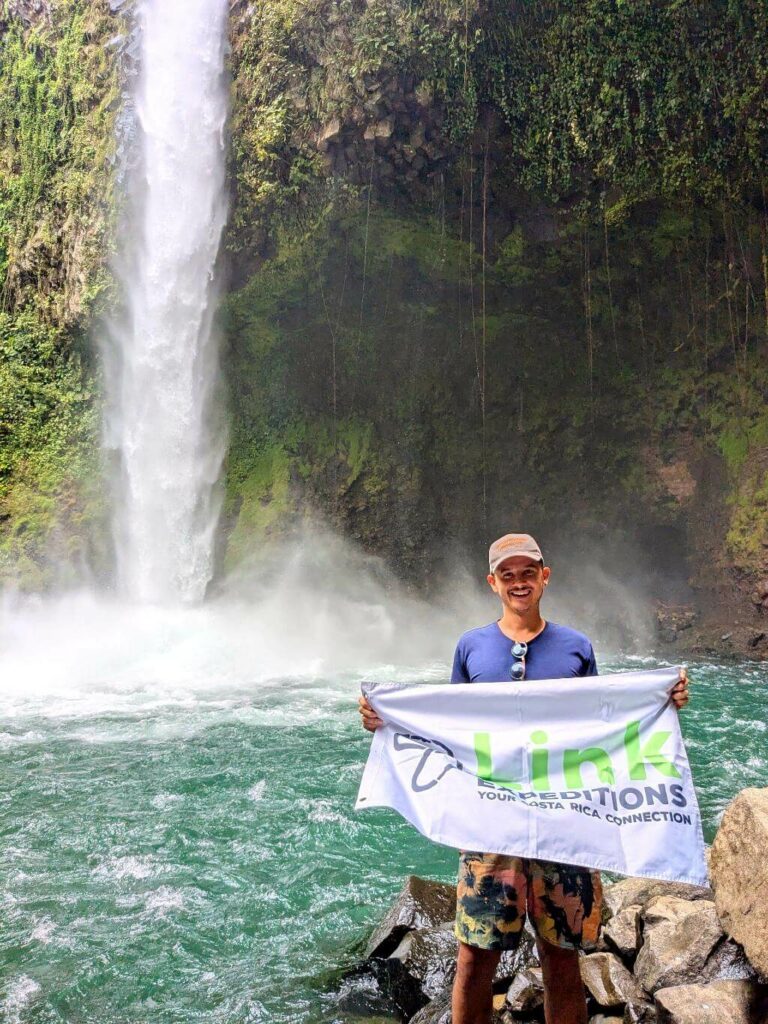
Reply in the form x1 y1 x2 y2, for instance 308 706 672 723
334 966 401 1019
604 904 643 962
5 0 50 25
602 878 712 922
654 978 768 1023
634 897 723 993
365 876 456 959
505 966 543 1014
317 118 341 151
710 787 768 980
387 923 458 1000
701 936 757 984
580 952 645 1008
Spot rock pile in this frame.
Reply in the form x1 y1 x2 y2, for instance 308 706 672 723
340 789 768 1024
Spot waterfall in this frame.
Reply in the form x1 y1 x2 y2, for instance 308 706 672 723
104 0 229 604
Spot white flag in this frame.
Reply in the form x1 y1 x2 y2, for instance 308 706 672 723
356 668 708 886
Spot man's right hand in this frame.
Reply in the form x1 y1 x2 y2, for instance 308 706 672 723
358 695 384 732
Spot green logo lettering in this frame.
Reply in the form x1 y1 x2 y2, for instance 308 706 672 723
530 730 550 790
624 721 681 780
563 746 615 787
474 732 522 790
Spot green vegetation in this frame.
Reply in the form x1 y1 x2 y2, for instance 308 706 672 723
0 0 121 585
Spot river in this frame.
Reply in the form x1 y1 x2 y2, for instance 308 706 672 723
1 588 765 1023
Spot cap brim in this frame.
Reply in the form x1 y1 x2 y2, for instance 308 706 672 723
490 551 543 573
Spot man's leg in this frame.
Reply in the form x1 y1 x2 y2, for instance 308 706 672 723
536 936 588 1024
453 852 527 1024
451 941 501 1024
527 860 602 1024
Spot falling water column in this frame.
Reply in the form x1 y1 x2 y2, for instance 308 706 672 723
107 0 229 604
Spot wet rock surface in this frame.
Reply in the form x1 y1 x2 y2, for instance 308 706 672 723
655 604 697 644
365 876 456 959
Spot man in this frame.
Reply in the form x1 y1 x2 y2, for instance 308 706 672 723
359 532 690 1024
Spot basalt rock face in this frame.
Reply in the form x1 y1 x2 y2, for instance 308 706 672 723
219 0 768 652
3 0 50 25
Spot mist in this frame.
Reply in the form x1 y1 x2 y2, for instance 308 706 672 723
0 527 656 725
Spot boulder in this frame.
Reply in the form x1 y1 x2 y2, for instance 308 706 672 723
654 978 768 1024
602 878 712 922
365 876 456 959
580 952 645 1008
604 904 643 962
334 965 401 1019
710 788 768 979
590 1017 623 1024
634 897 726 993
505 966 543 1014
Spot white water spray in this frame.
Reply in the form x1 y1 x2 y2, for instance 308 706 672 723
104 0 229 604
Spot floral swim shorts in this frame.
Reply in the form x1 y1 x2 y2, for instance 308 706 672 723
454 851 603 951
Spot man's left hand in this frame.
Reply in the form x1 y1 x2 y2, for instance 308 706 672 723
671 667 690 710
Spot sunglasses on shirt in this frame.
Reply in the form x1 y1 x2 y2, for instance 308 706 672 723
510 641 527 680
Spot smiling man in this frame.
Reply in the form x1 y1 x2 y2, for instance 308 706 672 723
359 532 689 1024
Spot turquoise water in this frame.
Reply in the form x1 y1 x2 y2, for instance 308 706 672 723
1 599 766 1023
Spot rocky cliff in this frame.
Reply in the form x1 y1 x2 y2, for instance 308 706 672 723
1 0 767 655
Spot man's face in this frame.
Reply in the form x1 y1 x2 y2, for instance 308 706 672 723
487 556 550 614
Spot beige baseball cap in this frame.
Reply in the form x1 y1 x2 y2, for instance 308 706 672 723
488 533 544 574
